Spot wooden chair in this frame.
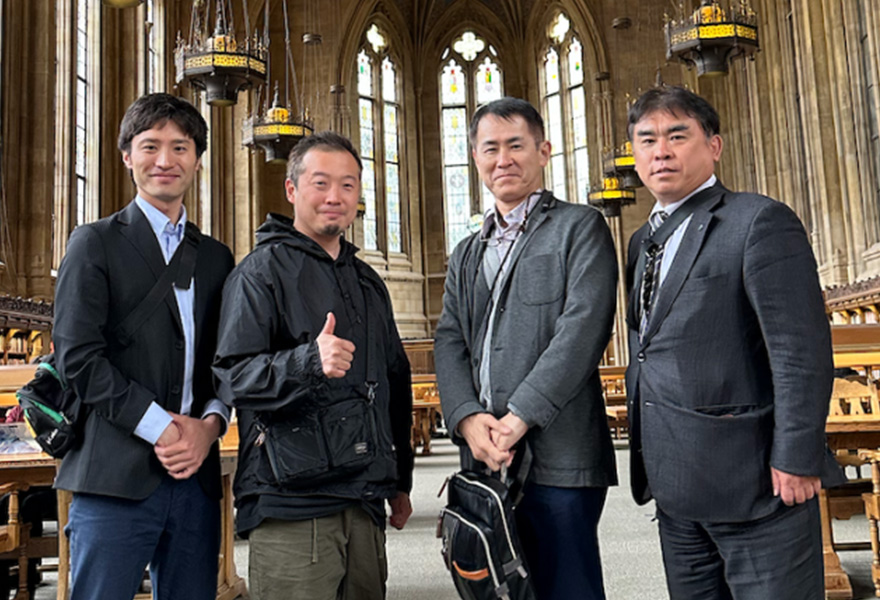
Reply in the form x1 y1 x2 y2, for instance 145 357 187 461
860 450 880 597
0 481 32 600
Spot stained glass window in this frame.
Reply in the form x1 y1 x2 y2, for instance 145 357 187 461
440 31 504 254
541 17 591 204
146 0 161 92
356 27 406 255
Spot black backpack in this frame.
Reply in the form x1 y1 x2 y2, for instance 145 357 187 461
16 354 81 458
439 448 537 600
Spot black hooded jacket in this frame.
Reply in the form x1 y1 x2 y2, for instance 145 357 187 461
213 214 413 530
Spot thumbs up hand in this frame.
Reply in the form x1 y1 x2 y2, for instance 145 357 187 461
316 312 356 378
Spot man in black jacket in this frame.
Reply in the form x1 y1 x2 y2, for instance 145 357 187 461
53 93 234 600
214 131 413 600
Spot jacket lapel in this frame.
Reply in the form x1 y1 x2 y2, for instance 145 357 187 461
640 188 724 343
117 200 184 337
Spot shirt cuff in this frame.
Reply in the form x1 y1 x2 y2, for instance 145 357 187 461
202 399 230 437
133 402 173 445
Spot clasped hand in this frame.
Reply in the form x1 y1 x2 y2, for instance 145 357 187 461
155 413 221 480
458 412 529 472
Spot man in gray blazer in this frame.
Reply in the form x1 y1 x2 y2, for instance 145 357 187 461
435 97 618 599
625 86 843 599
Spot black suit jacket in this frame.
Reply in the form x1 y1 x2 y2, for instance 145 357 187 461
53 201 234 500
625 182 843 523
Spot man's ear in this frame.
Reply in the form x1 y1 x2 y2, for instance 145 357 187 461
284 178 297 206
121 151 132 169
710 134 723 162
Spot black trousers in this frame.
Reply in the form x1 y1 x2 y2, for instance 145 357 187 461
657 498 823 600
516 483 608 600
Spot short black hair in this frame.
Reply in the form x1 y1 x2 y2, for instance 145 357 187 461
286 131 363 187
117 93 208 157
627 86 721 140
468 97 545 147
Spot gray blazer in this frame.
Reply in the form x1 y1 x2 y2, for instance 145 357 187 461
625 182 844 522
435 192 618 488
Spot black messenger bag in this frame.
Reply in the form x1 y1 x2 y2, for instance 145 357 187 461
438 446 537 600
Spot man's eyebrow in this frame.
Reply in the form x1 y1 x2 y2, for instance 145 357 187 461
635 123 690 137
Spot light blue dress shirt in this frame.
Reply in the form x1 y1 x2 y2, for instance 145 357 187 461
132 196 229 445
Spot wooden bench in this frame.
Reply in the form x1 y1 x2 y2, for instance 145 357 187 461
600 366 628 439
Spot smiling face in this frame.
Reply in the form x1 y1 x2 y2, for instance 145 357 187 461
471 114 551 215
286 148 361 257
121 120 201 217
631 109 723 206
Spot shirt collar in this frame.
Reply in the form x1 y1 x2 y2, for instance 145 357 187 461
135 195 187 240
650 174 716 219
480 190 543 241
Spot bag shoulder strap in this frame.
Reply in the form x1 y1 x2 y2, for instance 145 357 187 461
113 223 201 347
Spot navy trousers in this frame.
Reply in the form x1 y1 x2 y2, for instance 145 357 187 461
66 476 220 600
657 498 823 600
515 483 608 600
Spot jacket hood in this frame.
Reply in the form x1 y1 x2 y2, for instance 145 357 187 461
255 212 358 261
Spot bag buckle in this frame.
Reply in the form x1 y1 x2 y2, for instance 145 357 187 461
366 381 378 403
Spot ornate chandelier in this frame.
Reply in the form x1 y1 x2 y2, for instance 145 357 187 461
665 0 759 78
588 177 636 217
242 0 314 163
603 141 642 190
175 0 267 107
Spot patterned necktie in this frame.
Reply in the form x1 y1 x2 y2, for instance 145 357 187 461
638 210 669 341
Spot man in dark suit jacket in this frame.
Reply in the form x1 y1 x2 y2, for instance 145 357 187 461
53 93 234 600
625 86 843 600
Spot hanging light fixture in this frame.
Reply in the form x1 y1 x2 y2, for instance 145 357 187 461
243 0 314 163
175 0 267 107
588 176 636 217
102 0 144 7
665 0 759 78
603 141 642 190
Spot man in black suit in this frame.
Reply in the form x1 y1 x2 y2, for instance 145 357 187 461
625 86 842 599
53 93 234 600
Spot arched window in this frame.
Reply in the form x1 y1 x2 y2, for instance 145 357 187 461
540 13 590 204
55 0 101 269
356 24 406 255
439 31 503 254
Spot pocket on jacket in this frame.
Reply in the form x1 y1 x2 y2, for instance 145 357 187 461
641 399 774 521
516 254 564 305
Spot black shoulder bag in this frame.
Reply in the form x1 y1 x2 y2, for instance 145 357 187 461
439 446 538 600
256 284 382 489
17 226 200 458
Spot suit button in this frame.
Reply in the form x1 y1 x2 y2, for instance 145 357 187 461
637 352 646 362
171 385 181 395
175 340 184 350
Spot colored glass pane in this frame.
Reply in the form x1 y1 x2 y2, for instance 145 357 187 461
476 57 502 104
362 158 377 250
382 57 396 103
568 38 583 86
544 48 559 94
550 154 567 202
384 105 398 164
550 13 570 44
441 59 466 105
546 94 563 151
444 165 471 253
386 163 401 252
442 108 468 164
570 86 587 148
357 51 372 97
359 99 374 160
